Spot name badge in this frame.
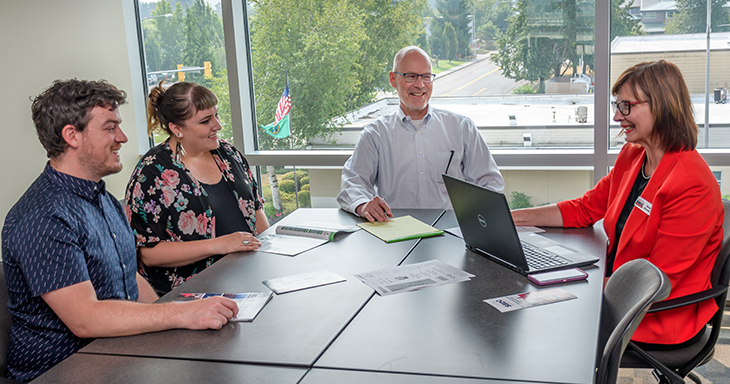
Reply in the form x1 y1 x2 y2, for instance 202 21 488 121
634 196 652 216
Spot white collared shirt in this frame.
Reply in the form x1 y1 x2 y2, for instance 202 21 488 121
337 105 504 213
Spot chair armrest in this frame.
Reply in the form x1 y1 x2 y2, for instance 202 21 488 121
648 285 727 313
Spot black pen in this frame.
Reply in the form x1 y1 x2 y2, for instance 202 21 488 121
445 150 455 174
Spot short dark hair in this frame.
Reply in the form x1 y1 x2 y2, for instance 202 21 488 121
31 79 127 158
612 60 697 152
146 82 218 137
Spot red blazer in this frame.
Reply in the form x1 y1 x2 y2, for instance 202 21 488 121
558 144 723 344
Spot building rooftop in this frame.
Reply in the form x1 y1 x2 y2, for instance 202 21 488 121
611 32 730 54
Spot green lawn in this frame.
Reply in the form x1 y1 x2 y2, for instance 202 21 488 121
432 59 470 75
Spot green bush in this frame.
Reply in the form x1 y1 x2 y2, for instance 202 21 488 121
300 176 309 187
297 190 311 208
279 179 296 194
301 184 310 191
512 84 535 95
279 191 296 203
508 191 533 209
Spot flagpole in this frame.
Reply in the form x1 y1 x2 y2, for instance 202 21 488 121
284 62 299 208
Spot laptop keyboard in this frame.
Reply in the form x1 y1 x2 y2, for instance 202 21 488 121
521 241 571 269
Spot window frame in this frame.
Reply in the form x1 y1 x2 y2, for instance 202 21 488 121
130 0 730 189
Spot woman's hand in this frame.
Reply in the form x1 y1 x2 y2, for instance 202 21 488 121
215 232 262 255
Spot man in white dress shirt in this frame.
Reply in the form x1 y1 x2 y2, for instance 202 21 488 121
337 46 504 222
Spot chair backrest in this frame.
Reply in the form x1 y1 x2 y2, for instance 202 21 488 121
0 263 12 378
713 200 730 291
676 199 730 376
595 259 671 384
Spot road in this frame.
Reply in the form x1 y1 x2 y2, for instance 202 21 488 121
432 56 528 97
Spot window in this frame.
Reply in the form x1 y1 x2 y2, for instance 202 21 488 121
137 0 232 144
134 1 730 220
611 0 730 197
240 0 598 211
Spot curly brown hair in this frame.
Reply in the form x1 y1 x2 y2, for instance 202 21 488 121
31 79 127 158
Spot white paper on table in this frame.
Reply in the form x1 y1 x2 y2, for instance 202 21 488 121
256 233 327 256
263 270 346 294
484 287 577 313
354 259 474 296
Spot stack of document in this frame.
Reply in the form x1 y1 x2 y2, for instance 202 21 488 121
354 259 474 296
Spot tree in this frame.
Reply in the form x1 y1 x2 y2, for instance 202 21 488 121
250 0 366 151
153 0 185 72
610 0 643 40
352 0 428 108
667 0 730 34
491 0 594 92
444 22 458 61
431 0 474 59
182 0 225 83
143 26 163 72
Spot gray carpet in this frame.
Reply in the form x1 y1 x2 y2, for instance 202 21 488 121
617 310 730 383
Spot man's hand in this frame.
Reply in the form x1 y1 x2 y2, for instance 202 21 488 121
356 196 393 222
179 296 239 330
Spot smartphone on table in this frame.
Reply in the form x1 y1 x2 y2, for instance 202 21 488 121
528 268 588 286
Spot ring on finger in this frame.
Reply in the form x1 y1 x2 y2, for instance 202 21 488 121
243 240 250 245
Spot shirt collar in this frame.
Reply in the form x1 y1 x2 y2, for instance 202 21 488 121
44 162 106 202
397 105 432 125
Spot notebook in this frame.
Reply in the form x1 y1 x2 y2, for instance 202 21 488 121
443 174 599 275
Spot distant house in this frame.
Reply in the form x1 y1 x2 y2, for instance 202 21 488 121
611 32 730 93
637 0 677 34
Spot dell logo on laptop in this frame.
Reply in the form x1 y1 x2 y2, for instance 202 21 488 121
478 214 487 227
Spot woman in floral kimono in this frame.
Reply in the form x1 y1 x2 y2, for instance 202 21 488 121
126 82 269 294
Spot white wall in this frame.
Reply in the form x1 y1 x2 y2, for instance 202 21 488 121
0 0 143 231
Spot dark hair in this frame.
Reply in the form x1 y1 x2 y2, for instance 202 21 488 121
31 79 127 158
147 82 218 137
612 60 697 152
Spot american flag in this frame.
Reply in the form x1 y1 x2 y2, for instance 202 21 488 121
274 83 290 122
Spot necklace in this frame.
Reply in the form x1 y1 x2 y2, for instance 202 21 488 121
641 160 651 180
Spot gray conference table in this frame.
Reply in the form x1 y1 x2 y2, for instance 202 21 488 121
33 208 607 384
314 210 607 384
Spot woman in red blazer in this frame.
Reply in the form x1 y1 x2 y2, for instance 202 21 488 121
512 60 723 346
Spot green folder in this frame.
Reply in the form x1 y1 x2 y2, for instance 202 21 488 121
357 215 444 243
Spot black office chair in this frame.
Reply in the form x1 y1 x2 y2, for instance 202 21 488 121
595 259 671 384
619 199 730 384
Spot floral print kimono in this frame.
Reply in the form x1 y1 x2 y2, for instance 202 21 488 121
125 139 264 294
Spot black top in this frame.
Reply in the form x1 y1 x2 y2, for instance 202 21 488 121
608 158 650 275
202 177 250 236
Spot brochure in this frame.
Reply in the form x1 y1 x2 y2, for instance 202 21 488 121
484 287 577 313
262 269 347 294
357 215 444 243
174 292 273 322
354 259 474 296
257 221 358 256
275 221 358 241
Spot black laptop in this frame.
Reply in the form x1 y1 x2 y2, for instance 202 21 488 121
443 174 599 275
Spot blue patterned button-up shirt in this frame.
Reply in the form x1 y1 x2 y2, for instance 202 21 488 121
1 163 138 381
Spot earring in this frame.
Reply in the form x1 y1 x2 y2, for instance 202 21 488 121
175 140 187 163
176 133 182 138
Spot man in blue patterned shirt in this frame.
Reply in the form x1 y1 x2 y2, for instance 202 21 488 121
1 79 239 381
